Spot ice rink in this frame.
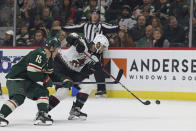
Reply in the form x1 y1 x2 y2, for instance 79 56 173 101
0 96 196 131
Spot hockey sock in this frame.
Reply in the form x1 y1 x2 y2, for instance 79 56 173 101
75 92 88 109
0 100 18 117
48 95 60 111
0 95 24 117
37 97 49 113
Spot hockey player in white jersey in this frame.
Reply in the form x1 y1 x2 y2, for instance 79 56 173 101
49 33 109 120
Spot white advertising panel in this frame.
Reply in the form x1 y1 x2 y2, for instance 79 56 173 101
104 49 196 92
1 48 196 93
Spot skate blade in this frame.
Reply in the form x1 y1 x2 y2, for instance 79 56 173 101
68 115 87 121
95 94 107 98
0 121 8 127
34 120 53 126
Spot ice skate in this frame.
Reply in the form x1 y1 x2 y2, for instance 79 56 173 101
68 105 87 120
0 114 8 127
34 111 51 121
34 111 53 126
95 91 107 98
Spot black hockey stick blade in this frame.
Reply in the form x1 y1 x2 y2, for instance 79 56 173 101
115 69 123 83
143 100 151 105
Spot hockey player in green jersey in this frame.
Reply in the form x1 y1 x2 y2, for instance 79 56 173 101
0 37 61 126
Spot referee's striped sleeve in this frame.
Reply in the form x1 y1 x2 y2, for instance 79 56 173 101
101 23 119 33
62 23 85 33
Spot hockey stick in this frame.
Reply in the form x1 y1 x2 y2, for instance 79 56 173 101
83 52 151 105
54 81 116 85
53 69 123 85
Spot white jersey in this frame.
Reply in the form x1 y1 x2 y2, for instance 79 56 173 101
60 38 92 72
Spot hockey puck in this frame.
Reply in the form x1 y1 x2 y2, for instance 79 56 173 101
155 100 160 104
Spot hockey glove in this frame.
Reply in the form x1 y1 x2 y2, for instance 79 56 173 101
43 75 53 88
70 59 85 67
62 78 73 89
75 40 85 53
66 35 78 46
66 35 85 53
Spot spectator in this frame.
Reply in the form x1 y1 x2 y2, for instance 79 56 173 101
18 0 38 28
29 30 45 47
1 30 13 46
71 0 85 10
118 5 137 30
58 30 68 47
153 27 169 47
66 18 74 26
140 5 153 25
170 0 189 27
154 0 171 25
41 7 54 29
45 0 60 20
140 0 155 12
150 17 163 30
106 0 143 23
105 0 123 23
0 0 14 26
134 25 153 47
112 30 134 47
164 16 186 47
99 0 113 9
128 15 146 42
83 0 106 22
16 25 30 46
136 0 155 17
29 15 47 39
48 20 61 38
59 0 75 26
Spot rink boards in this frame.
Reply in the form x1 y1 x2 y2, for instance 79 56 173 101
1 47 196 101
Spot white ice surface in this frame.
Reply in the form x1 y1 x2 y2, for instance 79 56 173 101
0 96 196 131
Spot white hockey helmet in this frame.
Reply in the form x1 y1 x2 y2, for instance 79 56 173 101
70 32 79 38
93 34 109 53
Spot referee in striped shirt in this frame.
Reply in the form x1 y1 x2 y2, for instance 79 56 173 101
62 9 126 96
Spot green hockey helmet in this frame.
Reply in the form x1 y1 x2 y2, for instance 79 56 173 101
44 37 61 50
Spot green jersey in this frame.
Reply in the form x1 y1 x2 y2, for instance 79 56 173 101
6 48 54 82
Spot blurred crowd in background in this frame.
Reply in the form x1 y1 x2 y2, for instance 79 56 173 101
0 0 196 48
